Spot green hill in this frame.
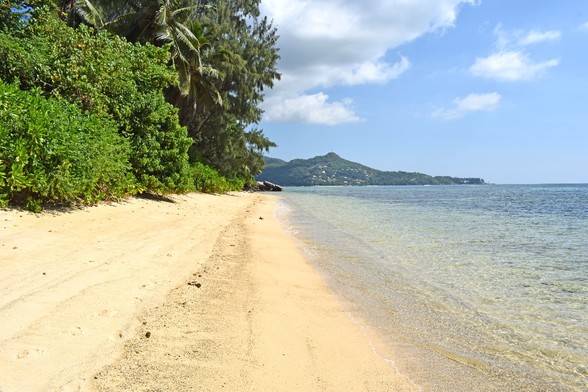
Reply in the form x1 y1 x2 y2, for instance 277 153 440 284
256 153 485 186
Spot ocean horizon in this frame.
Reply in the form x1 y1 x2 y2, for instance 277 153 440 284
276 184 588 391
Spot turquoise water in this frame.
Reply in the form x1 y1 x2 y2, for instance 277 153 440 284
277 185 588 391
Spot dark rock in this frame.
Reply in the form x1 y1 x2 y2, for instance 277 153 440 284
256 181 282 191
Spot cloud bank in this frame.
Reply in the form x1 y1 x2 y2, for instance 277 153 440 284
470 26 560 81
263 93 360 125
260 0 477 125
517 30 561 46
470 51 559 81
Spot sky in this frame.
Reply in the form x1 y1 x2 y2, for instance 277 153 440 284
257 0 588 184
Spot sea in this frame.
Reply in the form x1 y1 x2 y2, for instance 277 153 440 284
275 184 588 391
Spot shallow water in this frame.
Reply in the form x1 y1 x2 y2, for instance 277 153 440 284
276 184 588 391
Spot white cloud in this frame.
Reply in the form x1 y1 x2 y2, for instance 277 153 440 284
260 0 478 124
341 56 411 86
262 93 361 125
493 25 561 49
432 92 501 120
517 30 561 46
470 51 560 81
580 22 588 31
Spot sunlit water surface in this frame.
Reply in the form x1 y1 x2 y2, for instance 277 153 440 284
276 185 588 391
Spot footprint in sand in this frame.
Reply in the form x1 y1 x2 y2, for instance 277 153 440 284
17 348 44 359
69 326 83 336
17 350 29 359
98 309 119 317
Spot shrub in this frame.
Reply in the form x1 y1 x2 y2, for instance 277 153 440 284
0 10 193 193
0 80 136 210
190 162 245 194
127 92 194 193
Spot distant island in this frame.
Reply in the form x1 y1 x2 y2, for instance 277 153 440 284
256 153 485 186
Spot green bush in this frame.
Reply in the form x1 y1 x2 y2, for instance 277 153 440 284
0 81 136 210
0 10 193 193
127 92 194 193
190 162 245 194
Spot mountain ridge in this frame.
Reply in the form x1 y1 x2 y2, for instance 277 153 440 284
256 152 485 186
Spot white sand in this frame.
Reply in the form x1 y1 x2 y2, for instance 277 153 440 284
0 193 416 391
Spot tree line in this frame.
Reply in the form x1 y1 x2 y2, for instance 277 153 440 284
0 0 280 211
257 153 486 186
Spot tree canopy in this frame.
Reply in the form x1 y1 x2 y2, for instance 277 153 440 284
0 0 281 209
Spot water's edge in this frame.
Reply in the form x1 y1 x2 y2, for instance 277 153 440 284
275 185 587 391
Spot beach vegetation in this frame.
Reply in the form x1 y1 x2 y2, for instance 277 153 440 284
0 9 193 193
0 0 280 209
0 80 135 211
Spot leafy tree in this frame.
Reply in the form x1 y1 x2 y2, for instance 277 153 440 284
70 0 281 184
2 0 282 195
1 1 23 30
183 0 280 182
189 118 275 182
64 0 281 183
66 0 212 96
0 8 193 192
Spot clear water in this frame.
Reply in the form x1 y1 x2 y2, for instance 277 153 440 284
276 184 588 391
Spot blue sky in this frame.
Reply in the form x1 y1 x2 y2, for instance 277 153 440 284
258 0 588 184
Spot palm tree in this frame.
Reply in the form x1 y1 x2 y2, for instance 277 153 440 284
71 0 213 96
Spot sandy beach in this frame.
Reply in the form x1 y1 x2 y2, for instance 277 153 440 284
0 192 415 391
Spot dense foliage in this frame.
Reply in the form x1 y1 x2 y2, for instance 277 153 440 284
257 153 486 186
0 11 195 192
0 80 135 211
0 0 281 209
64 0 280 184
184 1 279 180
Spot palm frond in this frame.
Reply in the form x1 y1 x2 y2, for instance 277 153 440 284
170 5 199 18
74 0 105 27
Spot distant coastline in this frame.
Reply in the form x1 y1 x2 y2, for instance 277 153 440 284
257 152 485 186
